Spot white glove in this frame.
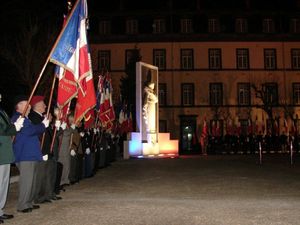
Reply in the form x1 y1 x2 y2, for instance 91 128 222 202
93 128 97 134
80 132 85 137
60 122 67 130
71 124 76 130
42 117 50 128
55 120 61 130
42 154 48 161
14 116 24 131
85 148 90 155
70 149 76 156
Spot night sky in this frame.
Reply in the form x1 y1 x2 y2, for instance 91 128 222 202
0 0 67 114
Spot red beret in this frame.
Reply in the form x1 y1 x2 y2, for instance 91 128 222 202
30 95 45 106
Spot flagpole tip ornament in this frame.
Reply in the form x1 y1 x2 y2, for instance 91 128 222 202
67 1 72 11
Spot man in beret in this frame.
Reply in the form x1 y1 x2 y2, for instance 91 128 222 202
11 95 49 213
0 93 24 223
28 96 57 204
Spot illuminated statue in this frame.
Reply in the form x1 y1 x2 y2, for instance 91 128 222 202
142 82 158 144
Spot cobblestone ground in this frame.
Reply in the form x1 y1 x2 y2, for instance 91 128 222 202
3 155 300 225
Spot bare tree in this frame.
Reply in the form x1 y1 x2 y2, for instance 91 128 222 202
251 83 280 134
0 16 58 93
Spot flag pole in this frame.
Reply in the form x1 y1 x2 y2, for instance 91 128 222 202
40 73 57 148
21 0 81 118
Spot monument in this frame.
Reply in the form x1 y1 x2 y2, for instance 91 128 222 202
123 62 178 158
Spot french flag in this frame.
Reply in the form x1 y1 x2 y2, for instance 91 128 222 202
50 0 88 81
50 0 96 124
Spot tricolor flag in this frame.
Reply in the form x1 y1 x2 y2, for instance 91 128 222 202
50 0 96 124
54 66 77 108
96 73 115 130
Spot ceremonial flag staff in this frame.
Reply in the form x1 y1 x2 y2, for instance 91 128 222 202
20 0 81 118
40 73 57 148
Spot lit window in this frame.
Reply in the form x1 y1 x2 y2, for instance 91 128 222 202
262 18 275 33
209 49 222 70
126 19 138 34
264 49 277 70
208 18 220 33
291 49 300 70
153 19 166 34
237 83 250 105
235 18 248 33
99 20 111 35
293 83 300 105
181 18 193 33
182 83 194 106
153 49 166 70
236 49 249 70
98 50 110 71
290 18 300 33
180 49 194 70
264 83 278 105
210 83 223 106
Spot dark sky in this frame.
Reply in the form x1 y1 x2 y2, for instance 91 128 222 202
0 0 68 114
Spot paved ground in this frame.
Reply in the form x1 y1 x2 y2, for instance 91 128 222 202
3 155 300 225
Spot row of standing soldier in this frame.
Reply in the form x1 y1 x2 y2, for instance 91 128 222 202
203 130 298 155
0 94 119 223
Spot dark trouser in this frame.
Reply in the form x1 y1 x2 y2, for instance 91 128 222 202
93 149 100 173
54 162 63 194
77 154 84 180
84 153 93 177
46 158 57 199
69 155 78 183
33 161 47 203
16 161 38 211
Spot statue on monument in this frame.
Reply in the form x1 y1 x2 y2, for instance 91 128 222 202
142 81 158 144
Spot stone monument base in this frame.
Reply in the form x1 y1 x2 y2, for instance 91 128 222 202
123 132 179 159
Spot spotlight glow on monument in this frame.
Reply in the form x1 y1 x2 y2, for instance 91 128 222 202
124 62 178 159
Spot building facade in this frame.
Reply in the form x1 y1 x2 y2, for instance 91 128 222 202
89 0 300 154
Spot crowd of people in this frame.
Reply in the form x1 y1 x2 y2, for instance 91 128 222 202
203 131 298 155
0 94 120 223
